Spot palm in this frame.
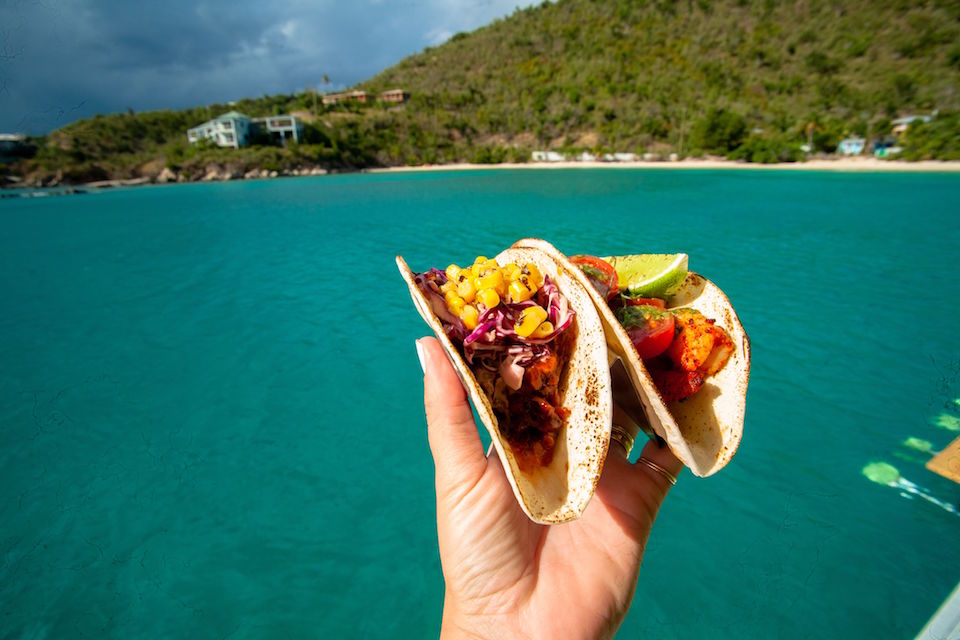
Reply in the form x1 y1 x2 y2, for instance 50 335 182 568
437 449 665 640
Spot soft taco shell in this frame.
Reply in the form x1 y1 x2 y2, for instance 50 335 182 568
512 238 750 477
396 246 612 523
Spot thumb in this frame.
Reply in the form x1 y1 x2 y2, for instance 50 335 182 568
417 337 486 493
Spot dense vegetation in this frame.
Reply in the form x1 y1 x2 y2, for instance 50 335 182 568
7 0 960 184
362 0 960 161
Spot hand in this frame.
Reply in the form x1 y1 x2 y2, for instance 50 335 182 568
417 337 682 640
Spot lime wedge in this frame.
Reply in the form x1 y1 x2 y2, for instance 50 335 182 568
602 253 688 297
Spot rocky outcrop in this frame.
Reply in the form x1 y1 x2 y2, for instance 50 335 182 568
5 161 332 191
137 158 166 179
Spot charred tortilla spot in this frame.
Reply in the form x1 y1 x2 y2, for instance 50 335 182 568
585 379 598 405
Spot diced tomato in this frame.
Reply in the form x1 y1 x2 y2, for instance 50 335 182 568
615 305 676 360
570 255 619 301
621 295 667 309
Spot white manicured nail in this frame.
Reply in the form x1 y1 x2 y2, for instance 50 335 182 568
415 340 426 373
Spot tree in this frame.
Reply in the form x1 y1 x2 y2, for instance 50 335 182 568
692 108 747 154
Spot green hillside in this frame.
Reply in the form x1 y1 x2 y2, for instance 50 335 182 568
361 0 960 159
7 0 960 185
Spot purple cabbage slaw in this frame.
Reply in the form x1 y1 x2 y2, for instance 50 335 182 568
414 268 576 390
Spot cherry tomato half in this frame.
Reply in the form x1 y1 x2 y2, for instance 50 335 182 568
570 255 619 301
614 305 676 360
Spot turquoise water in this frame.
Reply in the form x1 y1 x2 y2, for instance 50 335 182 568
1 170 959 638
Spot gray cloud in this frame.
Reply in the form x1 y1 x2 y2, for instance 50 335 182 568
0 0 540 134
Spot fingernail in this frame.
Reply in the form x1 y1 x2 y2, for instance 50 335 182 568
415 339 427 373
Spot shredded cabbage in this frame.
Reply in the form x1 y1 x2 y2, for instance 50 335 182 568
415 270 575 389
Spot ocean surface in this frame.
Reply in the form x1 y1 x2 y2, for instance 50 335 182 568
1 169 958 639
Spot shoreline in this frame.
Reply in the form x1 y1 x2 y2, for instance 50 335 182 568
3 156 960 198
367 157 960 174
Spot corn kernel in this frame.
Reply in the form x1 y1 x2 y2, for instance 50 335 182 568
515 306 548 338
446 294 465 316
461 304 479 330
457 277 477 303
508 279 535 303
445 264 460 281
440 280 456 294
529 320 554 339
523 263 543 287
474 256 488 265
477 268 504 292
476 288 500 310
504 263 521 281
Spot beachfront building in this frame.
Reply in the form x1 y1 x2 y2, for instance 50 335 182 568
891 114 933 136
532 150 565 162
602 152 638 162
873 140 903 158
837 137 866 156
322 90 370 106
380 89 409 103
187 111 252 149
252 115 303 145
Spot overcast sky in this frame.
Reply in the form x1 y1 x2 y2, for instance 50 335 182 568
0 0 540 134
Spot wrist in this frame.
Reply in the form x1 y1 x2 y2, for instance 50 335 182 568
440 599 481 640
440 593 505 640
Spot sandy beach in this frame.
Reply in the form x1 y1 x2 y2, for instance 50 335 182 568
368 156 960 173
5 156 958 199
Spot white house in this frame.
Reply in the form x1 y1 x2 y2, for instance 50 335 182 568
187 111 252 149
602 152 638 162
187 112 304 148
252 115 303 145
837 137 866 156
531 150 565 162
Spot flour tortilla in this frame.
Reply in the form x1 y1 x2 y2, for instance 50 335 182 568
513 238 750 477
396 246 612 523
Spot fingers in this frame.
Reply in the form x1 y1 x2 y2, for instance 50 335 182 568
609 405 638 459
417 337 486 491
632 439 683 499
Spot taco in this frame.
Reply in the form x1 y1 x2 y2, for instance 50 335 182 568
396 245 612 524
512 238 750 477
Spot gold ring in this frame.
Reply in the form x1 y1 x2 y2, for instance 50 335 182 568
636 456 678 486
610 423 635 457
